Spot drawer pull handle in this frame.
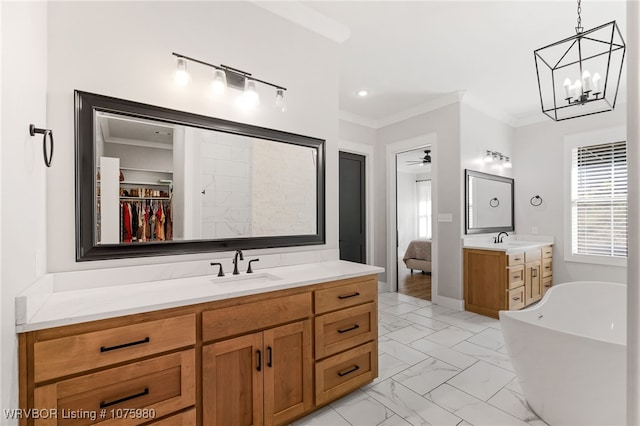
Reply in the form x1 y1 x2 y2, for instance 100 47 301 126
100 388 149 408
545 284 552 288
267 346 273 368
257 350 262 372
338 292 360 300
337 324 360 334
100 337 150 353
337 365 360 377
512 297 520 301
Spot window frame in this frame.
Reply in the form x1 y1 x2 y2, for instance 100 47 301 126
563 126 627 267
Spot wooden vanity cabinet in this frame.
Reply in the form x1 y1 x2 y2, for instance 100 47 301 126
464 246 553 318
19 274 379 426
202 293 313 426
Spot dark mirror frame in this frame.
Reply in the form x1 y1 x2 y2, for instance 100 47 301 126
464 169 514 235
75 90 326 261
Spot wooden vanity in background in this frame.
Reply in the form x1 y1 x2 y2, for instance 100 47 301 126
18 274 379 426
464 244 553 318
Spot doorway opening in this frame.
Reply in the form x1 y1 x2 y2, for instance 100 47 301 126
395 147 432 301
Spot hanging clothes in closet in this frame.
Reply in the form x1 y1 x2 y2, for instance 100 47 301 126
120 199 173 243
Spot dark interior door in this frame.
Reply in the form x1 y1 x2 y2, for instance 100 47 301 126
339 151 366 263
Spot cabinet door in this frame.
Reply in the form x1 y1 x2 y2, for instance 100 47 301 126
525 261 542 305
203 333 263 426
263 320 312 426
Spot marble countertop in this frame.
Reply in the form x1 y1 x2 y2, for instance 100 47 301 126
16 260 384 333
462 235 554 254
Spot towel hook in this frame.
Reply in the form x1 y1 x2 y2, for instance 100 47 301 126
489 197 499 208
530 195 543 206
29 124 53 167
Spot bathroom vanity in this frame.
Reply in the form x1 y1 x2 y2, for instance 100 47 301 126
16 261 382 425
463 240 553 318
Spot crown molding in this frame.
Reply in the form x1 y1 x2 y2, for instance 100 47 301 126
338 110 379 129
459 91 518 128
251 2 351 44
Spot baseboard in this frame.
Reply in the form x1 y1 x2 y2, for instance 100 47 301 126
432 294 464 311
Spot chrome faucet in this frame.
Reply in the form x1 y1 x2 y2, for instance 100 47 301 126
232 250 244 275
494 232 509 243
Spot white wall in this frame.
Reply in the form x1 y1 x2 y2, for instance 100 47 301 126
460 102 514 179
377 103 461 300
339 119 377 147
1 1 48 419
513 107 627 284
46 2 339 271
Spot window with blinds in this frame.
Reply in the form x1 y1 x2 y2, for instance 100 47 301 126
571 140 627 258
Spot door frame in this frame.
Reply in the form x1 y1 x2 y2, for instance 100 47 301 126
386 133 438 298
338 141 375 265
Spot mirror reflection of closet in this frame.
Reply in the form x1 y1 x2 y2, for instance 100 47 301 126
76 91 325 261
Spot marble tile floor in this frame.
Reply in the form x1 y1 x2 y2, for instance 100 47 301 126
292 287 547 426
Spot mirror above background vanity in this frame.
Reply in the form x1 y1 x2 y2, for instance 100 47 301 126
75 91 325 261
464 169 514 234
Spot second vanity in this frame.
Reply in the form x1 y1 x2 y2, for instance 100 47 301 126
16 260 383 426
463 237 554 318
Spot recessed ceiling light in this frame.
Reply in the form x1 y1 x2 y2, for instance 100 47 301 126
357 90 368 97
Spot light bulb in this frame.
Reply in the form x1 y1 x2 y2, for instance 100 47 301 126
563 78 572 98
504 157 512 168
242 79 259 109
484 151 493 162
174 57 190 87
573 79 582 98
582 70 592 92
592 72 601 93
275 89 287 112
211 69 227 95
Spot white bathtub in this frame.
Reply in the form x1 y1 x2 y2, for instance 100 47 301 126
499 281 626 426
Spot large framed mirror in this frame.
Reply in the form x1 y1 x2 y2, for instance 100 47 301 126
464 169 514 234
75 91 325 261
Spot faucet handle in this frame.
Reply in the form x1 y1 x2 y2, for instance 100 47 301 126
210 262 225 277
247 259 260 274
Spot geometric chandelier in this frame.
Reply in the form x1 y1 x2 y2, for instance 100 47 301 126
172 52 287 111
534 0 625 121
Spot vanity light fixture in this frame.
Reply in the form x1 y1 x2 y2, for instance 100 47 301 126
533 0 625 121
484 150 512 168
172 52 287 111
174 57 190 87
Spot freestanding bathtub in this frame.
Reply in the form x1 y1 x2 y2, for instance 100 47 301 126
500 281 626 426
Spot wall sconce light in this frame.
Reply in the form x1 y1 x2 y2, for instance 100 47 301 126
484 150 512 168
172 52 287 111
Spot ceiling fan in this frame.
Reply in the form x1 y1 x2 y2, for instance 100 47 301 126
406 149 431 166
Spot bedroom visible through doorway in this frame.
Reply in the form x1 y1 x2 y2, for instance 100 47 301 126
396 147 432 301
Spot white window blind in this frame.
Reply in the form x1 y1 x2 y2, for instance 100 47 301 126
571 141 627 258
416 180 432 239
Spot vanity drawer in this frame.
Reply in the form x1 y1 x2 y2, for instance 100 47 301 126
508 286 525 310
524 249 542 263
149 408 196 426
202 293 312 342
507 253 525 266
34 349 195 425
33 314 196 383
315 302 376 359
315 341 377 405
542 258 553 278
507 265 525 289
542 245 553 258
314 277 377 314
542 277 553 296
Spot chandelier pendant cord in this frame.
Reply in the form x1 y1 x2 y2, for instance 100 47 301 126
576 0 583 34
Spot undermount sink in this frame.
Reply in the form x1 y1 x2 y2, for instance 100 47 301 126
210 272 282 285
